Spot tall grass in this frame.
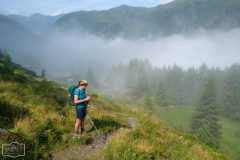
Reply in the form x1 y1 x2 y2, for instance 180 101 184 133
1 72 132 159
0 68 231 159
12 116 35 139
154 106 240 159
103 104 229 160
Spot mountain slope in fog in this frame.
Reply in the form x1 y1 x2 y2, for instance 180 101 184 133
0 15 39 64
0 52 230 159
54 0 240 38
0 15 34 48
0 14 32 37
7 13 65 33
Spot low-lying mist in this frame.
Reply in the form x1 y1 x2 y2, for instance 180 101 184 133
6 28 240 81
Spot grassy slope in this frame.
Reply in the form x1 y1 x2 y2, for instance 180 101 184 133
0 66 229 159
0 69 128 159
101 96 229 160
154 106 195 132
154 106 240 160
218 118 240 160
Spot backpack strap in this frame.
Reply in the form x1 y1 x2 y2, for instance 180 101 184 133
77 88 82 98
76 89 84 106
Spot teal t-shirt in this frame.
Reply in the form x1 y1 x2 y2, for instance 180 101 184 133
74 88 86 108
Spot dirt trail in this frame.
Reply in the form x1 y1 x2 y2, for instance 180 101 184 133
52 114 137 160
118 89 128 100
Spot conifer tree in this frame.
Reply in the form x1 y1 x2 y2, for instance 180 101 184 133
167 78 178 106
106 65 116 85
86 67 97 87
192 63 210 106
0 49 4 73
125 59 139 88
144 93 153 113
221 63 240 121
181 67 196 106
0 49 3 61
149 67 161 91
191 77 222 149
136 63 149 94
143 59 153 74
155 80 168 106
41 69 45 78
2 50 13 74
198 63 208 82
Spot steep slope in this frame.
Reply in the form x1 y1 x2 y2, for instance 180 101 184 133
54 0 240 38
0 14 33 40
0 15 47 75
7 13 65 33
0 51 229 159
144 0 240 36
0 15 36 61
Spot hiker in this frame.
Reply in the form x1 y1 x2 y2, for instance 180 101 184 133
74 80 91 135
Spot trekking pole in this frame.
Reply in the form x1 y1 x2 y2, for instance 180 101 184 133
85 110 101 137
85 106 106 142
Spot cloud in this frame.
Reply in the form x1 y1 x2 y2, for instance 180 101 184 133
9 10 20 15
50 10 67 16
35 28 240 78
158 0 174 4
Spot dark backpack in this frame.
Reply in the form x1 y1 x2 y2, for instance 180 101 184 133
68 85 80 106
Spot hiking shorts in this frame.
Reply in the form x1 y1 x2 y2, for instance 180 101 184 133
76 107 87 120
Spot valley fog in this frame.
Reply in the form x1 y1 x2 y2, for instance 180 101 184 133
33 28 240 79
2 27 240 81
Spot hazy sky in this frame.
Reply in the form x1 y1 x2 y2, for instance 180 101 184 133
0 0 174 16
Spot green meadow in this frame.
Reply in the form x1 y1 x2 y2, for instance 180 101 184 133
154 106 240 160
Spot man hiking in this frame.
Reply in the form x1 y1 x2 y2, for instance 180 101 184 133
74 80 91 135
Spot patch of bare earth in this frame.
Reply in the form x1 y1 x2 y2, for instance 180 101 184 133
52 114 137 160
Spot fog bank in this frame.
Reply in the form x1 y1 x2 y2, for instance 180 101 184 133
2 28 240 80
41 28 240 71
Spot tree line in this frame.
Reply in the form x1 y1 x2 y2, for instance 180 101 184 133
105 58 240 123
0 49 37 81
105 58 240 149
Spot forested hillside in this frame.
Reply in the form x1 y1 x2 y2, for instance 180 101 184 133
104 59 240 159
106 59 240 122
0 50 230 159
54 0 240 38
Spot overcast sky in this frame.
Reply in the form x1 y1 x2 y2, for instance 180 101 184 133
0 0 174 16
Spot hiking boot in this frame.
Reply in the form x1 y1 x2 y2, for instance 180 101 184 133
81 128 86 134
75 130 79 135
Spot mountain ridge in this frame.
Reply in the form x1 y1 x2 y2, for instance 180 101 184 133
7 13 66 33
54 0 240 38
2 0 240 38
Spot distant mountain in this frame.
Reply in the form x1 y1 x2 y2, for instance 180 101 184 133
0 14 31 33
0 15 37 61
0 14 33 45
7 13 65 33
54 0 240 38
